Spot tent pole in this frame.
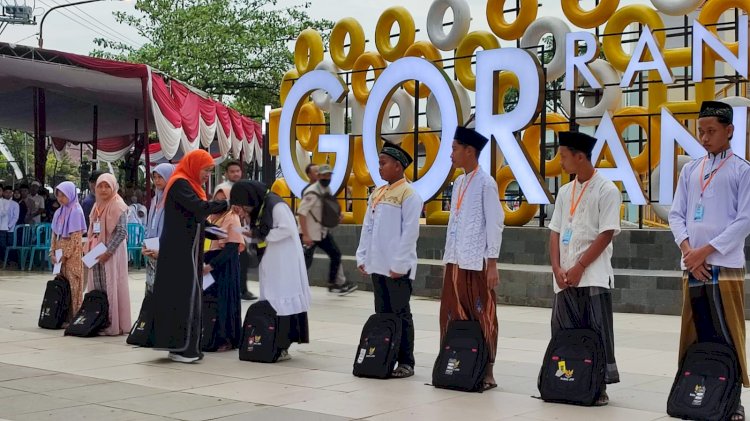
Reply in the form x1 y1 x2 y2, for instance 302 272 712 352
33 88 47 184
92 106 98 171
141 77 152 205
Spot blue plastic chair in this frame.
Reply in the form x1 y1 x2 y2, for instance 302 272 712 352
3 224 33 270
28 223 53 271
127 223 145 269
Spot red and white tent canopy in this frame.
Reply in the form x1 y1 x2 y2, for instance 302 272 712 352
0 43 262 164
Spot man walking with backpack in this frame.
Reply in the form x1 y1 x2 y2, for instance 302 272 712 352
297 164 357 295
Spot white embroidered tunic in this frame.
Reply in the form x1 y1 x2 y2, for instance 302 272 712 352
356 180 422 278
442 168 504 271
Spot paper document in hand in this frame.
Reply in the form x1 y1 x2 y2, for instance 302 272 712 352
82 243 107 268
205 226 228 239
143 237 159 251
203 273 215 290
52 249 63 275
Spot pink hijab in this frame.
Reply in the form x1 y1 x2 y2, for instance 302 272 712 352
88 173 128 244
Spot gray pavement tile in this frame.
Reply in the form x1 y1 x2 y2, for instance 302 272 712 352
214 407 351 421
0 393 82 417
0 373 108 393
10 404 161 421
44 381 168 404
0 363 54 381
102 392 239 417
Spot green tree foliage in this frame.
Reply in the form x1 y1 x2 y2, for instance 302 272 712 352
0 129 80 187
503 35 562 114
92 0 333 118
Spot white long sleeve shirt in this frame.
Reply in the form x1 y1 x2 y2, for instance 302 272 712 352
669 149 750 269
549 172 622 293
442 167 504 271
0 198 18 232
356 179 422 279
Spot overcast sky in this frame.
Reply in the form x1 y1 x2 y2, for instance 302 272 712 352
1 0 652 55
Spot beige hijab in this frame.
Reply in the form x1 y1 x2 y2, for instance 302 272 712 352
207 182 243 250
88 173 128 244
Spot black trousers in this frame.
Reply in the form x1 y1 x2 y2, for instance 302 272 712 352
239 249 250 294
372 273 415 367
0 231 10 259
303 233 341 284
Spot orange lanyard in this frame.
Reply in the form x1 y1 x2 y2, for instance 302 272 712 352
456 167 479 212
699 152 733 200
569 172 596 221
371 178 406 210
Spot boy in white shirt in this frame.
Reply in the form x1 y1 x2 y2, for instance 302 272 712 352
669 101 750 420
440 126 504 390
549 131 622 405
357 142 422 378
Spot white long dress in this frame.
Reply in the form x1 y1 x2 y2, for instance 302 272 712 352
258 202 311 316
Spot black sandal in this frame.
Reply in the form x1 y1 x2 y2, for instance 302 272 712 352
594 391 609 406
482 382 498 391
391 364 414 378
733 404 745 421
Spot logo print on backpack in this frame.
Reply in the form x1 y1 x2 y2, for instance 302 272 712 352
555 361 575 381
445 358 460 375
41 307 50 318
690 383 706 406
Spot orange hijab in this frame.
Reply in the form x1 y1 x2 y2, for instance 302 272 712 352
162 149 214 203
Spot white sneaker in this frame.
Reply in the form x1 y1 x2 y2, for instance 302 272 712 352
338 282 358 296
168 353 200 363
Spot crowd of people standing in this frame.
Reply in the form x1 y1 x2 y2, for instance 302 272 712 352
2 99 747 418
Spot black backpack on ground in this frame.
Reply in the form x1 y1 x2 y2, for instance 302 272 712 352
432 320 488 392
306 190 341 228
239 301 281 363
38 276 71 329
201 294 220 352
352 314 402 379
64 290 109 337
667 342 741 421
538 328 606 406
126 291 155 347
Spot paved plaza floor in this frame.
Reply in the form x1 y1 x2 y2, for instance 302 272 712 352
0 270 746 420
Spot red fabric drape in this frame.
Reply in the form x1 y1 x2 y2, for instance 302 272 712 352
215 102 232 137
241 116 255 144
97 136 135 152
56 51 149 79
151 74 181 128
170 81 200 142
199 97 217 126
229 109 245 141
255 121 263 147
